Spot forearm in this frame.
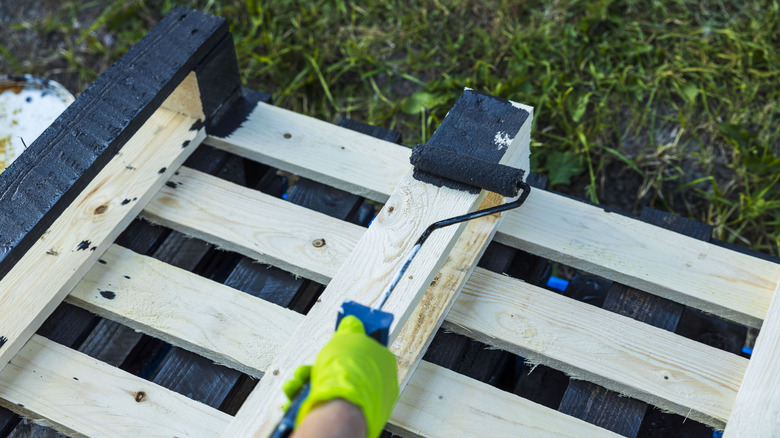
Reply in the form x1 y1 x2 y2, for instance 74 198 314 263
292 399 367 438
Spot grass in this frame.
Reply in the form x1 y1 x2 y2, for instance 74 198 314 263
4 0 780 255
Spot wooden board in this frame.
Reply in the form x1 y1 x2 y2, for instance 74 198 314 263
142 166 360 285
392 192 504 389
0 75 206 375
0 335 231 437
221 89 532 437
207 102 780 327
723 280 780 436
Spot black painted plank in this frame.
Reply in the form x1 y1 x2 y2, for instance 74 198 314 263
225 261 306 308
36 303 98 349
422 329 468 369
338 118 403 144
286 178 362 221
603 283 684 332
7 419 67 438
151 231 212 271
0 409 20 437
209 87 273 138
640 207 712 241
638 407 712 438
676 307 747 355
559 381 647 437
512 361 570 410
219 375 259 416
114 219 170 256
119 335 171 379
78 319 143 367
151 347 242 409
477 241 518 274
0 7 237 280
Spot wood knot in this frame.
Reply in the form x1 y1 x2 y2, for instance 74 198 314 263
283 133 292 139
134 391 146 402
272 370 280 376
387 206 395 214
94 205 108 215
312 238 326 248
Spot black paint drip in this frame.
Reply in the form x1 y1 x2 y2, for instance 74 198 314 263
77 240 91 251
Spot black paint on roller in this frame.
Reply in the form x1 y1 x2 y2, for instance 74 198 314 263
410 144 526 197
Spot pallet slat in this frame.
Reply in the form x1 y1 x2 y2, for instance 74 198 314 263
446 269 745 427
0 335 231 437
724 280 780 436
206 101 780 327
143 167 359 285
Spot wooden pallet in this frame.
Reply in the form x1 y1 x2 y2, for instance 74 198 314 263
1 7 779 438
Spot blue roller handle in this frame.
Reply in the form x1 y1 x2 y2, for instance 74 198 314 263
271 301 394 438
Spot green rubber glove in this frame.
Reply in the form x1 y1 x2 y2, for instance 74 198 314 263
282 315 399 438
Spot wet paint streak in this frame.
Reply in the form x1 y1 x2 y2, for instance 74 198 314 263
77 240 91 251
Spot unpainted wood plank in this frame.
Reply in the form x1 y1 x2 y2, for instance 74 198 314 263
0 335 231 437
206 101 410 202
207 102 780 327
444 268 746 427
0 82 206 374
142 166 362 285
392 192 506 390
152 347 242 409
67 244 299 379
498 189 779 328
389 361 620 438
222 90 532 437
723 280 780 437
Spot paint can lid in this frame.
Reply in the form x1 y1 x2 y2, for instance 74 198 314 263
0 75 75 173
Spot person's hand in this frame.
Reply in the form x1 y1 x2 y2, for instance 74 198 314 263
283 315 399 438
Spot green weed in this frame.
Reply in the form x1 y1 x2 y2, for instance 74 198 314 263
7 0 780 255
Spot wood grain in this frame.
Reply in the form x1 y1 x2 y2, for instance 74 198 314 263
0 335 230 437
444 268 746 427
724 280 780 436
207 101 780 327
0 77 205 374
